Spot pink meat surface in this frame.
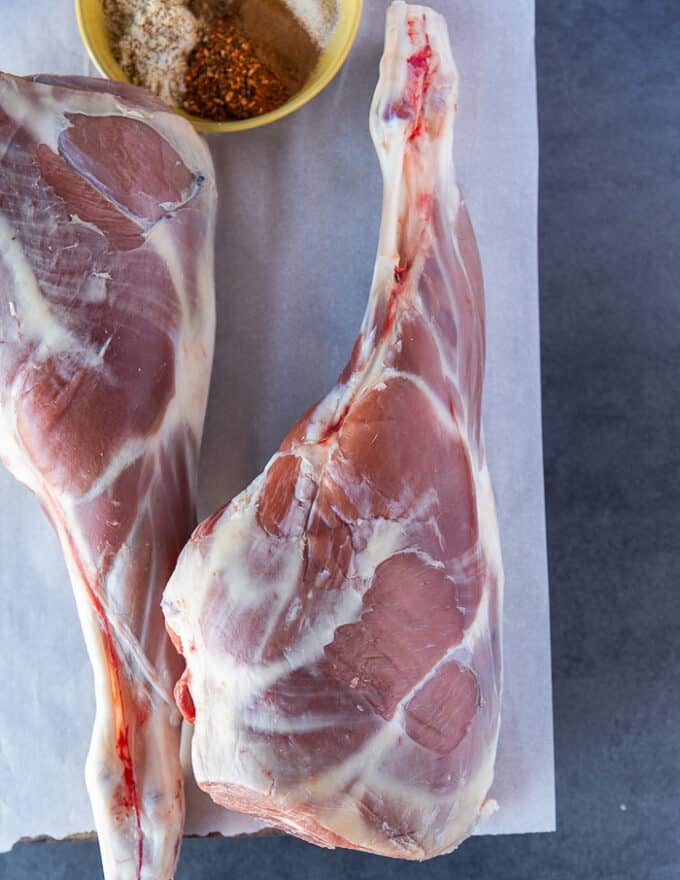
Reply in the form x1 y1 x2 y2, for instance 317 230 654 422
163 2 503 860
0 73 216 878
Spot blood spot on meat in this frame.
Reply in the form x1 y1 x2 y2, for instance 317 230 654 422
174 674 196 724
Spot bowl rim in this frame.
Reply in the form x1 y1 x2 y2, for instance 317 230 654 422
74 0 363 133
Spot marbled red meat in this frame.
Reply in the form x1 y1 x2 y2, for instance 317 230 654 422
163 1 503 860
0 73 216 879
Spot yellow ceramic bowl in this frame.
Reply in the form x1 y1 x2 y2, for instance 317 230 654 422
75 0 363 132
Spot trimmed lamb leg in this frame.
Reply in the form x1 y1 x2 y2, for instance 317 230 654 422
163 1 503 861
0 74 216 879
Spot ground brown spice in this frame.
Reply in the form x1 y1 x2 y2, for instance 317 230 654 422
183 18 291 121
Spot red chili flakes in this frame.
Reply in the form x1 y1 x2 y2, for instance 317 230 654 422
183 18 291 121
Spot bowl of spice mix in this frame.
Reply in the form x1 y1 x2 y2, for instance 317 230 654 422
76 0 362 131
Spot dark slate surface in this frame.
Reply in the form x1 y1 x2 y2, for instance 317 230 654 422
2 1 679 878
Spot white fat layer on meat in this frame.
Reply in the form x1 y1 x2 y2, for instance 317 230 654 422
0 212 80 355
0 75 65 151
0 74 216 880
81 271 109 304
352 517 407 577
164 2 504 862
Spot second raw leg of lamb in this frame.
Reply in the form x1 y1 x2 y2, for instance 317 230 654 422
0 74 216 879
163 2 503 860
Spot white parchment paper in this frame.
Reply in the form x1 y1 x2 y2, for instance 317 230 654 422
0 0 555 852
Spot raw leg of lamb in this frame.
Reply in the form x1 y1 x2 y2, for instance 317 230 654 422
0 74 215 879
163 1 503 860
